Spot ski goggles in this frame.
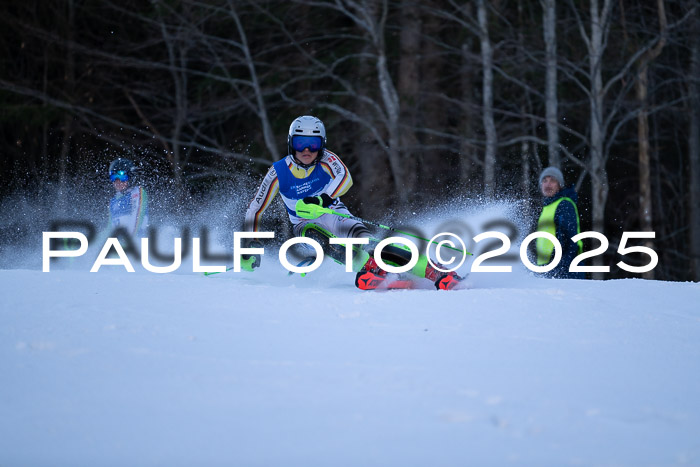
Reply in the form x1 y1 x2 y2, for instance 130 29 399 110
291 135 323 153
110 171 129 182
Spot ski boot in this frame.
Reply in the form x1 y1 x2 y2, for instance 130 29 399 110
355 257 388 290
425 263 464 290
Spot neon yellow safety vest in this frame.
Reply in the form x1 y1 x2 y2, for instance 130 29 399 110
536 197 583 265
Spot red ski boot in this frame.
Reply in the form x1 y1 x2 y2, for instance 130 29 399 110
425 263 464 290
435 272 463 290
355 257 388 290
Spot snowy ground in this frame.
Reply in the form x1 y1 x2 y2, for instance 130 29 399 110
2 200 700 465
2 261 700 466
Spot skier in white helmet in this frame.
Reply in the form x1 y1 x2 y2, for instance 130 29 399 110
242 115 462 290
244 115 368 239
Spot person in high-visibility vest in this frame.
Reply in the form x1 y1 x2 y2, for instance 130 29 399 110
535 167 584 279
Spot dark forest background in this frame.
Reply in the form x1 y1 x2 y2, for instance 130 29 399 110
1 0 699 281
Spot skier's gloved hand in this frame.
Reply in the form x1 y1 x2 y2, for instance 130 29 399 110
240 240 263 272
302 193 334 208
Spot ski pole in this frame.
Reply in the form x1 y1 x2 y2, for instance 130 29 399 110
295 201 472 255
203 267 233 276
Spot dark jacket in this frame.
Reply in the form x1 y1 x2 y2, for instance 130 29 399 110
538 186 585 279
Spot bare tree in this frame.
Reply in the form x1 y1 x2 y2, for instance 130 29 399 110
418 2 450 184
152 1 193 190
459 40 478 187
541 0 560 168
629 0 667 279
576 0 614 265
57 0 76 195
690 6 700 281
1 0 698 282
354 0 407 203
397 0 421 194
477 0 497 197
145 0 282 175
275 0 411 204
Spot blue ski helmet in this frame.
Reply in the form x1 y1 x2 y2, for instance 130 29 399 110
109 158 136 182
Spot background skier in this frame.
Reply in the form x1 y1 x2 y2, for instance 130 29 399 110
107 158 149 239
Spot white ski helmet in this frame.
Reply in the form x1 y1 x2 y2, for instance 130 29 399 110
287 116 326 162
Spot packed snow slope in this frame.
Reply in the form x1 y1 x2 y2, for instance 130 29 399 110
2 198 700 465
2 263 700 466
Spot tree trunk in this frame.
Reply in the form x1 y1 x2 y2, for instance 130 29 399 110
460 41 476 188
634 0 666 280
635 68 653 226
588 0 612 278
379 47 407 204
352 32 386 215
520 140 531 199
635 68 654 279
346 0 394 215
420 6 448 187
397 1 420 194
39 47 49 183
477 0 497 197
542 0 560 168
371 0 407 205
519 0 534 198
58 0 75 202
158 9 186 191
690 7 700 281
229 2 279 160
